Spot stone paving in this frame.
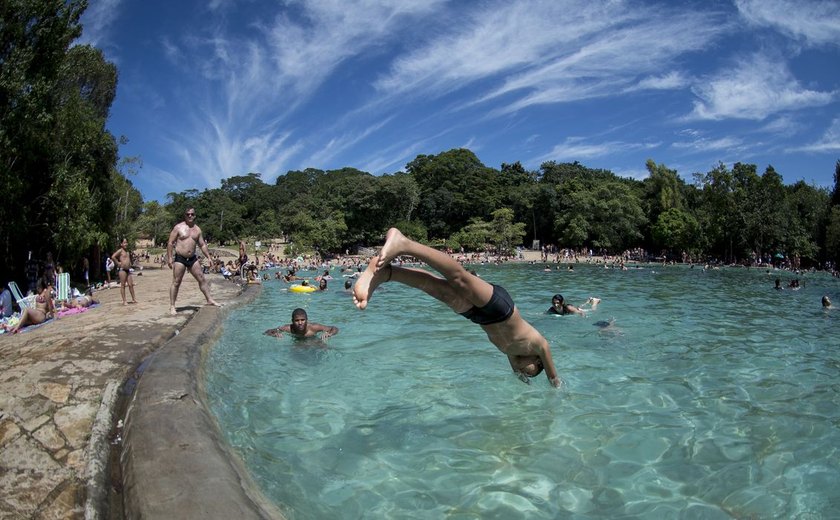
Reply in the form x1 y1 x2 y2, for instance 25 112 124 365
0 265 243 519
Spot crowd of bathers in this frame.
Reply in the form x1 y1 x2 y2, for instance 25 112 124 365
1 278 99 335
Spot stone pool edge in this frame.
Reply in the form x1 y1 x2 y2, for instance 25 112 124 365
120 283 286 519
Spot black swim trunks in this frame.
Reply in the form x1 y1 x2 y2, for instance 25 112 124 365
174 253 198 268
460 284 515 325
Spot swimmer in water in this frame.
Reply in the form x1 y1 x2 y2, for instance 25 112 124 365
353 227 562 387
593 318 622 337
547 294 600 316
264 308 339 340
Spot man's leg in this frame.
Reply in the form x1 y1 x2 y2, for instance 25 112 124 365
170 263 187 314
189 261 221 306
376 228 493 306
354 257 472 312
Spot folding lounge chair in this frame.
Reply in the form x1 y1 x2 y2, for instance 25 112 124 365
56 272 70 304
9 281 34 310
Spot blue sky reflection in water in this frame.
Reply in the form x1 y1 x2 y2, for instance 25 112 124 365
206 264 840 518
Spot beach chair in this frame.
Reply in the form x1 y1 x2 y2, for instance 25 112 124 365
56 272 70 303
9 281 35 310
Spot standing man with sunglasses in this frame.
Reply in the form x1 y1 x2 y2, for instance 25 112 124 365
166 208 222 314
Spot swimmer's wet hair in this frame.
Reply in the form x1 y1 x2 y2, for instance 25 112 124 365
292 308 307 319
552 294 564 303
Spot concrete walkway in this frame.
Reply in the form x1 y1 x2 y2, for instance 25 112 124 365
0 266 263 519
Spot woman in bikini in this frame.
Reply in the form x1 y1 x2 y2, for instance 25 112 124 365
9 279 54 333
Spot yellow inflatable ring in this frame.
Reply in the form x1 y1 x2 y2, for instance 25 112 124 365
289 284 316 293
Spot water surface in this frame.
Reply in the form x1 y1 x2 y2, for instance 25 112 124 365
206 263 840 518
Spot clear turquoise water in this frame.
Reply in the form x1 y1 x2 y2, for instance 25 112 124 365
205 263 840 519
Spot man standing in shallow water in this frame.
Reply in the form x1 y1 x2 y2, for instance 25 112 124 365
353 227 562 387
166 208 221 315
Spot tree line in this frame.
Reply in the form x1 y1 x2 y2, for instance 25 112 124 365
145 152 840 271
3 0 840 291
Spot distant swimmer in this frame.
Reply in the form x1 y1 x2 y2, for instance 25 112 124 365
353 227 562 387
547 294 600 316
593 318 622 337
264 308 339 340
822 295 832 309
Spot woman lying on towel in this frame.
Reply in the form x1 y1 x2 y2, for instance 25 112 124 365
9 279 54 333
56 294 99 317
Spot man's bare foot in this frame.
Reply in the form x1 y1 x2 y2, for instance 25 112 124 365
376 228 409 269
130 300 138 304
123 301 128 306
169 306 177 315
353 257 391 310
207 300 223 307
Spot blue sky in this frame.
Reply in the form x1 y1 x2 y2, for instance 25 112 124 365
78 0 840 203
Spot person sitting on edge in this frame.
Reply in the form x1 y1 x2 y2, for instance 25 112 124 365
352 227 562 387
264 308 339 340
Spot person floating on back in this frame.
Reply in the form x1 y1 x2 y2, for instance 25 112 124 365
353 227 562 387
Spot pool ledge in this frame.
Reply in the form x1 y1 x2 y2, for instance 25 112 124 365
121 283 285 519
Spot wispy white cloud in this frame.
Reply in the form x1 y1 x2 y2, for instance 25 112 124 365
757 115 804 137
629 71 690 92
736 0 840 47
792 117 840 152
688 51 836 121
536 137 659 164
671 135 746 153
372 1 726 118
76 0 124 47
301 116 395 169
166 0 446 187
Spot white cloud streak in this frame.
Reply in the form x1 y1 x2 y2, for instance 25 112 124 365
76 0 124 47
688 52 836 121
792 118 840 152
372 1 726 115
535 137 659 164
736 0 840 48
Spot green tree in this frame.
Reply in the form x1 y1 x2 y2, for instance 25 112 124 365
487 208 526 255
694 163 739 262
826 206 840 267
831 160 840 208
0 0 124 283
408 149 502 238
136 201 173 247
652 208 701 255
